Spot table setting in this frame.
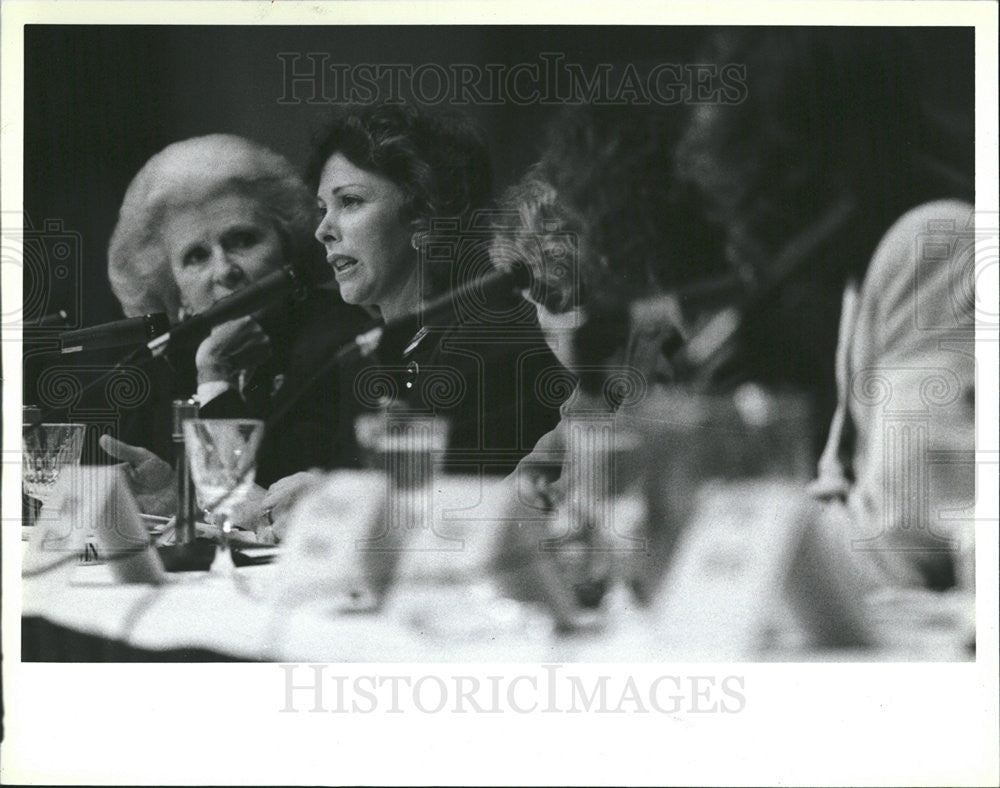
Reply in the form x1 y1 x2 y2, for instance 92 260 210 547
18 393 977 663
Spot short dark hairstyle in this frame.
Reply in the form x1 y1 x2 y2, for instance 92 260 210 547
307 103 493 231
308 103 495 298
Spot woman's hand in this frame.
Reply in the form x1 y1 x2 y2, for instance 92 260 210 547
98 435 177 516
261 470 326 540
195 316 273 386
227 483 275 543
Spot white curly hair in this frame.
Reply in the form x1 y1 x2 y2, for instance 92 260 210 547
108 134 319 318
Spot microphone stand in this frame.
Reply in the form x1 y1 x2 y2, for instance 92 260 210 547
156 398 217 573
40 261 302 452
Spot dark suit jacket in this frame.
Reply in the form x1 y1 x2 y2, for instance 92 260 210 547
337 291 568 477
198 289 372 486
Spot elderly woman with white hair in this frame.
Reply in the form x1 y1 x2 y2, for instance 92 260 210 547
99 134 369 512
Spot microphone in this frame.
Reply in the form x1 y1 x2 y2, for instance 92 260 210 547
146 265 307 357
345 263 532 362
59 314 169 354
35 309 71 328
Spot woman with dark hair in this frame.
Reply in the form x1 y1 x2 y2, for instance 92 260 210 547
261 103 564 525
307 102 495 307
309 104 562 466
674 28 975 589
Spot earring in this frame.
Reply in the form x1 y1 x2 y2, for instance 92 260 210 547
411 232 423 251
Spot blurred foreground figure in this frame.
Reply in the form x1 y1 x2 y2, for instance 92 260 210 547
489 104 727 624
274 103 724 630
675 29 976 589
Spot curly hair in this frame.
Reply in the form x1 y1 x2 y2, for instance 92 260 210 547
495 104 724 315
307 103 494 297
108 134 320 318
675 28 973 279
490 170 587 315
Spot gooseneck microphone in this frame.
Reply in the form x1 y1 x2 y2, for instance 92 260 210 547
59 314 169 354
36 309 71 328
376 265 531 352
344 263 532 362
146 265 308 356
32 265 311 429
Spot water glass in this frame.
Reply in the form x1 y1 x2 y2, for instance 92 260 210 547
183 418 265 574
22 421 86 530
354 410 449 490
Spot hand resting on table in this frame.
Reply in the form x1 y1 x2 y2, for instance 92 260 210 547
261 470 326 541
98 435 177 517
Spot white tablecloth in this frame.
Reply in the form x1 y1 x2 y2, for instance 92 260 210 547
21 556 975 662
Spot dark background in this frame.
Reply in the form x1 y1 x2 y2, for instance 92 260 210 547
21 25 974 443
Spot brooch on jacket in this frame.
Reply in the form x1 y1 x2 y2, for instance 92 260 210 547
401 326 431 357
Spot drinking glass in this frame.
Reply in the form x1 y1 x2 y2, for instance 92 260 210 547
352 413 551 639
636 384 814 532
554 384 813 613
555 419 648 608
183 419 265 574
354 409 449 553
354 410 449 491
22 420 86 530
